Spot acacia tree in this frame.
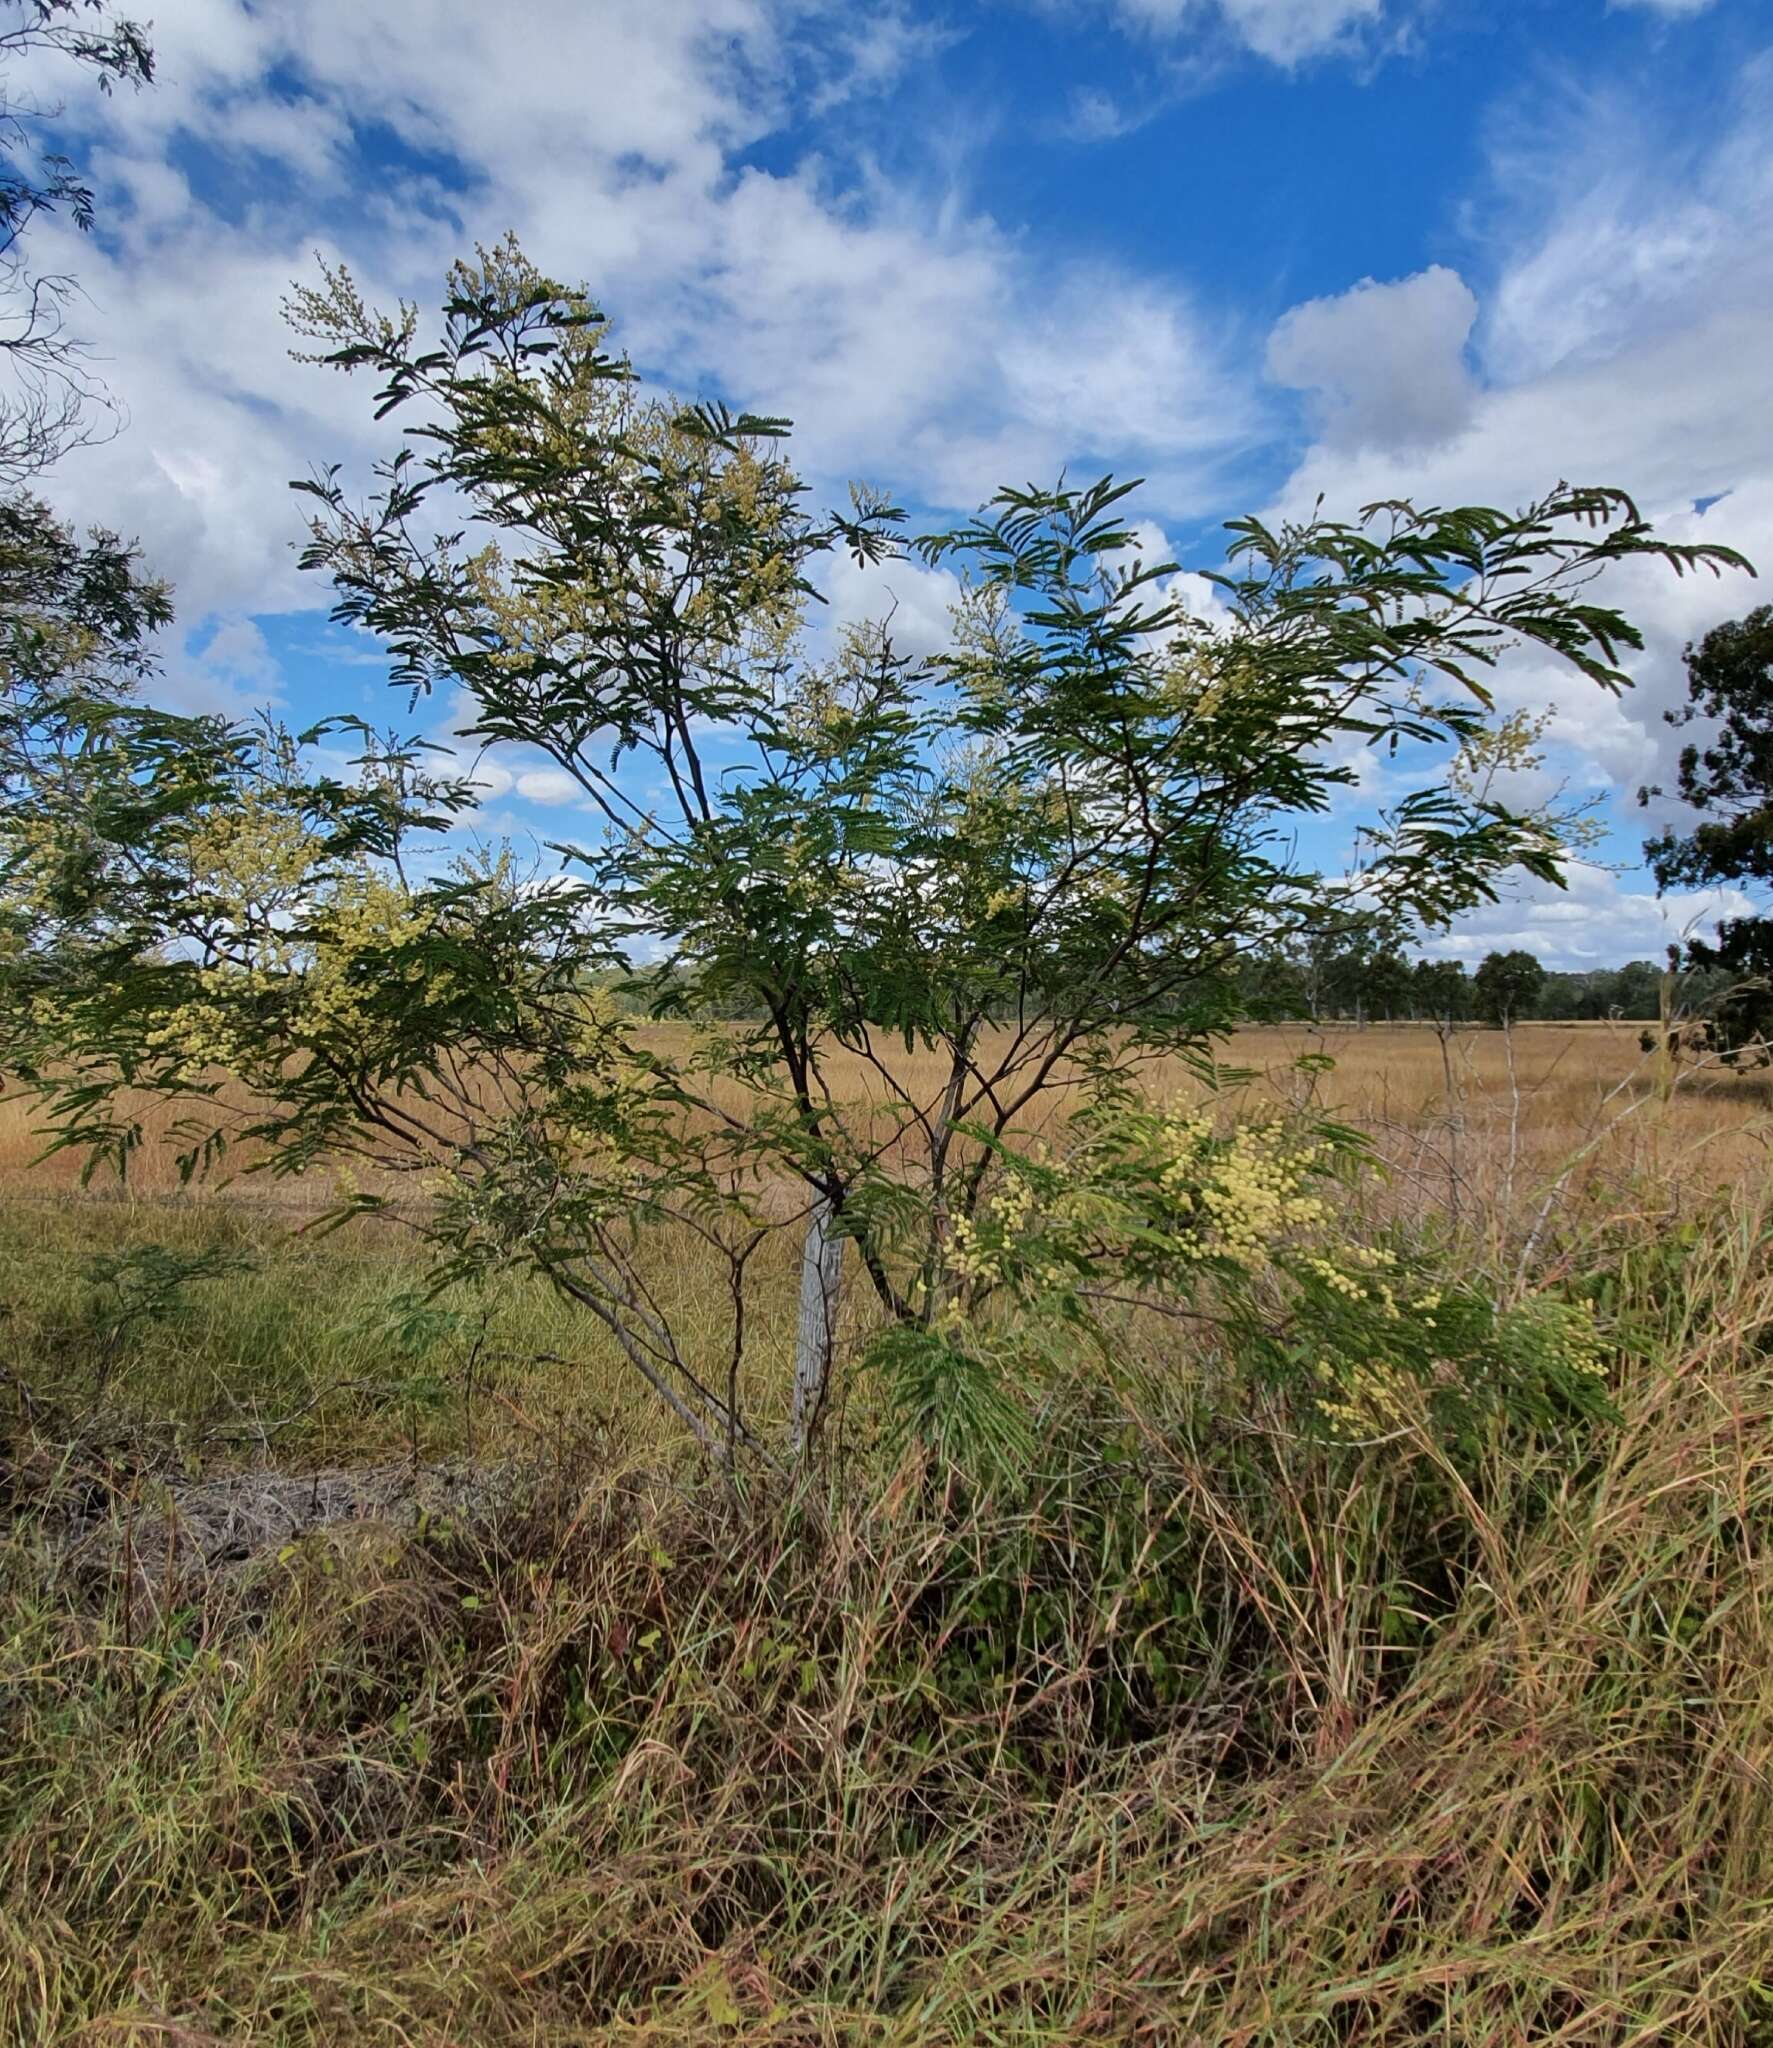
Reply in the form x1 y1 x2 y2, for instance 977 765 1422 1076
0 242 1745 1465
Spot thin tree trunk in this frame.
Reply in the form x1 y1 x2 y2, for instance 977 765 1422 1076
1437 1017 1463 1230
791 1195 844 1457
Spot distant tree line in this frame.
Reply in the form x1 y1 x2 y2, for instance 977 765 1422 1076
593 943 1734 1033
1231 939 1737 1030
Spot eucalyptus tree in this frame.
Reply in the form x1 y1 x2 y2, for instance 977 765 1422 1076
1 240 1745 1464
1474 948 1548 1029
1643 604 1773 1062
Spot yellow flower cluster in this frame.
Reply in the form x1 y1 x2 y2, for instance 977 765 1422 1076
144 991 256 1072
1555 1298 1609 1378
1159 646 1249 723
297 871 434 1038
1160 1112 1328 1269
181 796 322 905
142 854 436 1071
944 1165 1093 1297
1316 1358 1418 1439
4 815 75 919
1304 1254 1367 1301
946 1171 1036 1286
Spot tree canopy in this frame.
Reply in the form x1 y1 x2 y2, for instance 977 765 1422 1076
0 239 1749 1463
0 0 155 484
1644 603 1773 1060
1473 949 1547 1028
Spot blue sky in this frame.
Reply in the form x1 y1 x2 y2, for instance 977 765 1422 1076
36 0 1773 964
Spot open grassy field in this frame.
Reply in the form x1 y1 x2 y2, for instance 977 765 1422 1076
3 1018 1763 1461
6 1016 1767 1200
4 1021 1772 2044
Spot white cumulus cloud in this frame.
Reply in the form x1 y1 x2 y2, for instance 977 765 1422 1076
514 769 587 809
1266 266 1479 455
1112 0 1387 65
1428 865 1756 972
1263 62 1773 823
40 0 1257 657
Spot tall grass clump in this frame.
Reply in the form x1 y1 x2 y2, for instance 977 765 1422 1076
4 1162 1771 2044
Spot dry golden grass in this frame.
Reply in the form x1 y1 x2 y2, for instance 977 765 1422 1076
6 1178 1773 2045
6 1019 1767 1229
6 1023 1773 2043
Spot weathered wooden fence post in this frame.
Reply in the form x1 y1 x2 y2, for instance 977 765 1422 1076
791 1194 844 1457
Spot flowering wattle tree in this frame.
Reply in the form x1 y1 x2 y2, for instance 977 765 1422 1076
0 240 1745 1470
